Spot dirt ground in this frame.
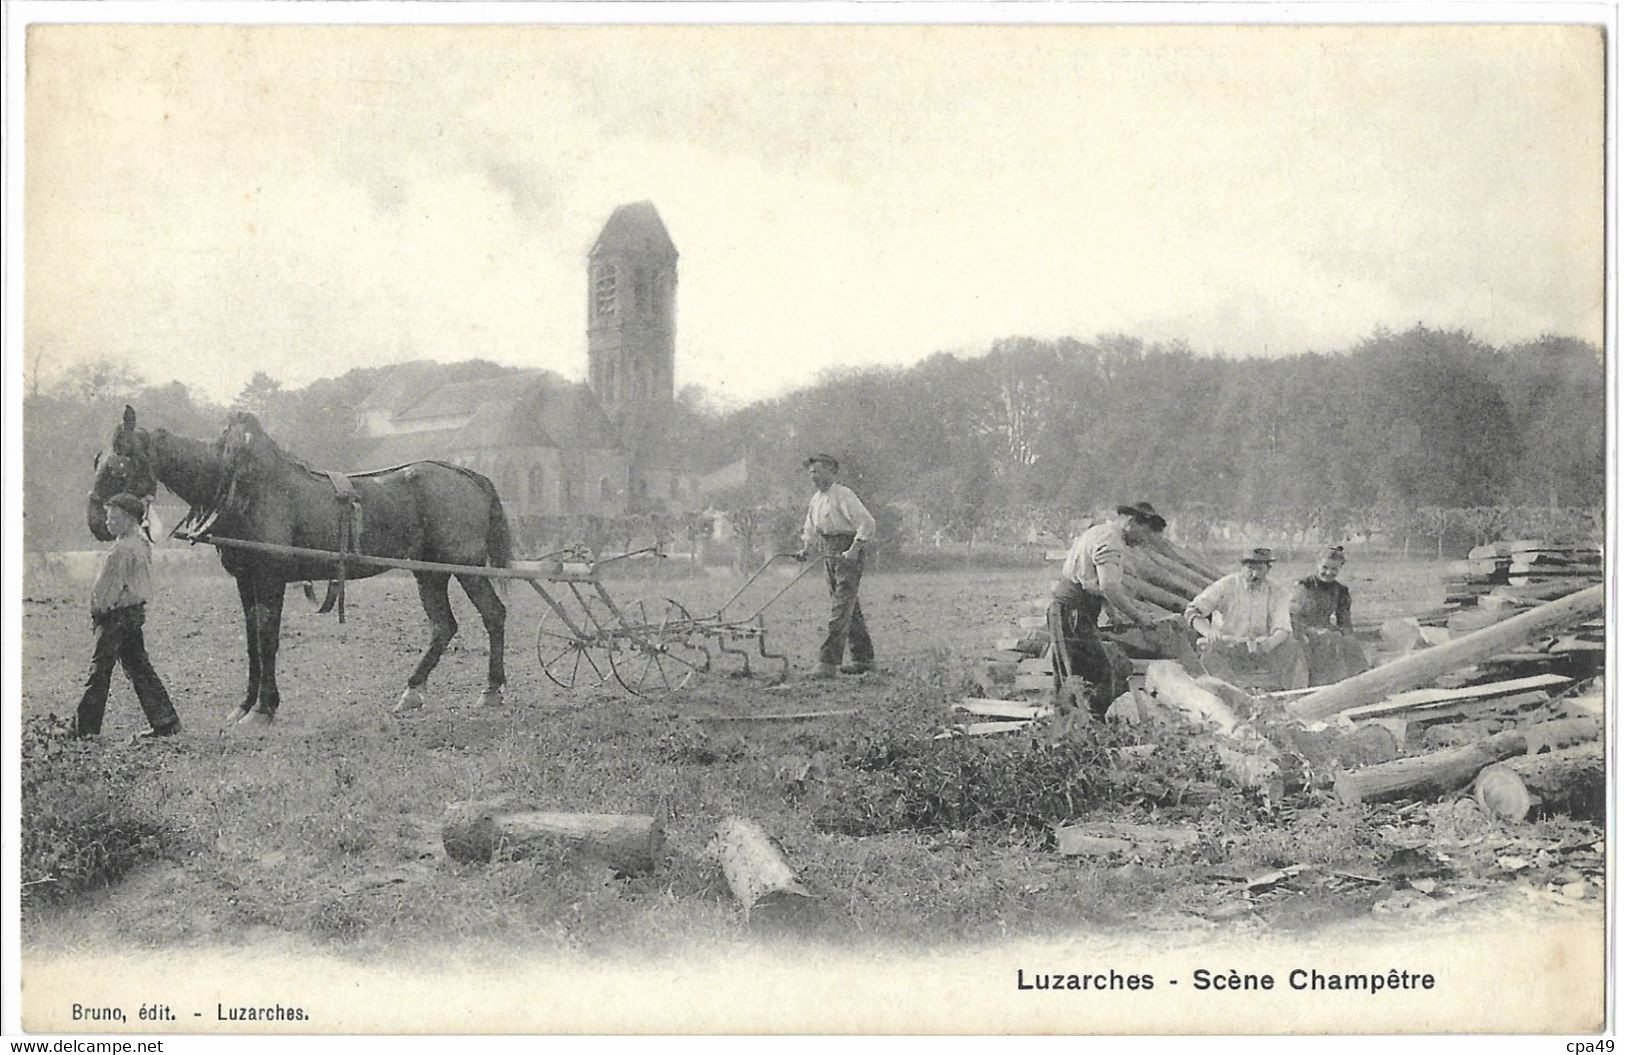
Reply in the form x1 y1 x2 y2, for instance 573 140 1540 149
18 556 1603 964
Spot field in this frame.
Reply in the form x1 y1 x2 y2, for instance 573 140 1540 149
18 554 1602 969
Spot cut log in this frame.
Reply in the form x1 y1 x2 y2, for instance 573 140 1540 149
1468 542 1512 560
1129 550 1205 598
1122 573 1190 615
1289 586 1603 722
442 801 665 873
1144 660 1241 734
1194 675 1259 718
1332 716 1600 805
711 817 821 923
1380 618 1427 653
1473 746 1605 822
1145 535 1224 583
1141 546 1214 593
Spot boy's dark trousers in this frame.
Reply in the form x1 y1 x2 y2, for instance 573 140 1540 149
75 604 178 735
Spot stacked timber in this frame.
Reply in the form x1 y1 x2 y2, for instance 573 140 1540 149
1441 543 1511 609
1283 586 1605 822
1443 539 1603 617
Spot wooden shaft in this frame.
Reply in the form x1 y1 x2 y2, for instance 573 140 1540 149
1332 716 1599 805
198 534 559 580
1289 586 1603 722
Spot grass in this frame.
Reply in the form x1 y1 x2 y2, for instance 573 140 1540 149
14 556 1547 959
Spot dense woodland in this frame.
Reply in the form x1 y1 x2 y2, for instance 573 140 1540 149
23 326 1604 557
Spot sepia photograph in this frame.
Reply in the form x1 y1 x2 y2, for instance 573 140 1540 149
3 2 1612 1040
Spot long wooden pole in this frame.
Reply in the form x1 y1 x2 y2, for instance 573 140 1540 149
1289 585 1604 722
189 533 571 581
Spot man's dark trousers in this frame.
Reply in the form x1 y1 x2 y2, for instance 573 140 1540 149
1047 582 1115 713
76 604 178 735
819 532 874 668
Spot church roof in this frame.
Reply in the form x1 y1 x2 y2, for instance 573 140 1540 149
396 375 534 422
355 360 441 413
590 201 677 259
354 373 621 467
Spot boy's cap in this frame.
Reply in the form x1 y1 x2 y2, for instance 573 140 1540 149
104 493 146 517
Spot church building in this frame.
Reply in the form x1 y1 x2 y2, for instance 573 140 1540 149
352 202 702 528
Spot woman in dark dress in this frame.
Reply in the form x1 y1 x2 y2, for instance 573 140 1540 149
1290 545 1369 686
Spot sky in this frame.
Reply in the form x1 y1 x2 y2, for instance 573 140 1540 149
19 16 1606 406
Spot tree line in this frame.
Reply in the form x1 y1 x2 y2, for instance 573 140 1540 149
23 326 1602 557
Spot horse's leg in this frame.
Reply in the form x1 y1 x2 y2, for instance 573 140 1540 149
238 577 287 728
230 573 261 723
456 573 507 707
394 572 456 714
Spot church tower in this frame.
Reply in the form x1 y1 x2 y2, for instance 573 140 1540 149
586 202 678 424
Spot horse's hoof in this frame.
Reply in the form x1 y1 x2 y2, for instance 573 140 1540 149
392 686 427 715
232 710 273 732
478 687 506 709
225 705 252 724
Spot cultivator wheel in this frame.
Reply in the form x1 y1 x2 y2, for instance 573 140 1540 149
607 596 710 697
534 594 616 690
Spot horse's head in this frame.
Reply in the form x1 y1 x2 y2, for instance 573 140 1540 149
87 405 159 541
216 411 280 480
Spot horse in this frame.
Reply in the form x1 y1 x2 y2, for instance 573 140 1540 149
88 405 512 728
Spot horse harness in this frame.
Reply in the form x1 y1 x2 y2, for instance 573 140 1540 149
314 470 364 623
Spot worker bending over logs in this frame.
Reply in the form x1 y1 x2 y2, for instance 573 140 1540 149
1048 502 1166 715
1184 547 1310 691
1291 545 1369 686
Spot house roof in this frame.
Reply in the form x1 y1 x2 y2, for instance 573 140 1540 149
590 201 677 260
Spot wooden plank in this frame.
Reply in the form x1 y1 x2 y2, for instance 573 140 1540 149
690 709 860 723
1340 674 1571 719
934 720 1035 739
956 698 1052 720
1054 822 1200 857
1013 673 1054 693
1017 657 1054 677
1018 615 1048 630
